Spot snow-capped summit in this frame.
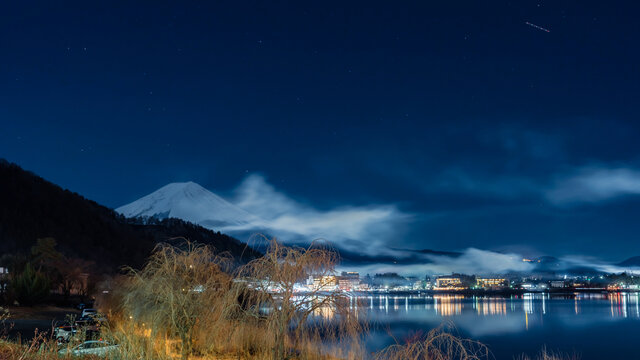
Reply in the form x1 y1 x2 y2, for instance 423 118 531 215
116 181 260 229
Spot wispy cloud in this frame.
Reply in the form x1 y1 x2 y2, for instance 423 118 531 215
226 174 412 254
339 248 535 276
546 167 640 205
426 164 640 207
557 255 640 274
435 168 540 199
421 248 535 274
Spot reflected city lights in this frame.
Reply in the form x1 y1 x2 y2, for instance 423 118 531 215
434 295 463 316
475 298 507 316
523 293 534 314
308 292 640 324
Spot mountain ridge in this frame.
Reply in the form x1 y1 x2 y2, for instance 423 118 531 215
618 256 640 267
117 181 261 230
0 160 260 271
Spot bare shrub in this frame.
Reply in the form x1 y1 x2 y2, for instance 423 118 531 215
373 323 490 360
230 238 367 360
516 347 581 360
119 241 233 360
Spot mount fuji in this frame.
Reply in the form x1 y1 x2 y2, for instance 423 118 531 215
116 182 263 231
116 178 408 257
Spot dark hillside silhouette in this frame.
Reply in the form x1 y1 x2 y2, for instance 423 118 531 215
0 159 259 271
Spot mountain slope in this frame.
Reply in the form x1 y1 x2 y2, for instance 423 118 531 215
618 256 640 267
0 160 259 271
117 182 261 229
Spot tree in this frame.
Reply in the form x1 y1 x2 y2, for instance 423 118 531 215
53 257 94 300
234 239 365 360
122 242 232 360
30 237 62 271
11 263 50 306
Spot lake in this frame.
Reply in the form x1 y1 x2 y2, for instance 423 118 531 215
355 292 640 359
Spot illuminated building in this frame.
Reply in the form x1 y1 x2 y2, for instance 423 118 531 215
313 275 337 291
338 271 360 291
435 276 465 290
476 278 508 290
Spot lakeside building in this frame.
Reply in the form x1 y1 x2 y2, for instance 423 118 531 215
436 277 461 287
312 275 337 291
476 277 509 290
521 282 548 291
435 276 467 290
338 272 360 291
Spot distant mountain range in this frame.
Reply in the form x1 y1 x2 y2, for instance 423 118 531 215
0 160 259 271
618 256 640 267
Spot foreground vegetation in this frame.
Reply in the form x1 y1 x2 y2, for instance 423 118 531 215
1 240 575 360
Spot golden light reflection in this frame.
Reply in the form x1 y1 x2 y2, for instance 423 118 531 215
312 304 336 320
434 294 463 316
475 298 507 316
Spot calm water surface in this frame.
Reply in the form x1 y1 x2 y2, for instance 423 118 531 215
353 292 640 359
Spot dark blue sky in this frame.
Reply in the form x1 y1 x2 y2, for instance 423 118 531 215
2 1 640 259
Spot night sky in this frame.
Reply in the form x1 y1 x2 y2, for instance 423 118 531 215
2 1 640 261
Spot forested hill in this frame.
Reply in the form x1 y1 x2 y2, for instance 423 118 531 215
0 159 260 271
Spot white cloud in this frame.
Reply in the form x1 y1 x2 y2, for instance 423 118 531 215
225 174 411 254
339 248 534 276
546 167 640 205
422 248 534 274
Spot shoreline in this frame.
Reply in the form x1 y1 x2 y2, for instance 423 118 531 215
335 288 640 296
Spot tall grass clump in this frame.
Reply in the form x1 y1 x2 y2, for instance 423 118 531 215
373 324 489 360
229 239 367 360
116 241 233 360
100 238 367 360
0 331 104 360
516 347 580 360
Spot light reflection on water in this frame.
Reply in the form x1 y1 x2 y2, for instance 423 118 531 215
305 292 640 359
308 292 640 321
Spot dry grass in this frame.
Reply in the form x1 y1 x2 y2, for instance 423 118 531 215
515 347 580 360
229 239 367 360
96 239 365 360
373 323 489 360
110 241 234 360
0 333 101 360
